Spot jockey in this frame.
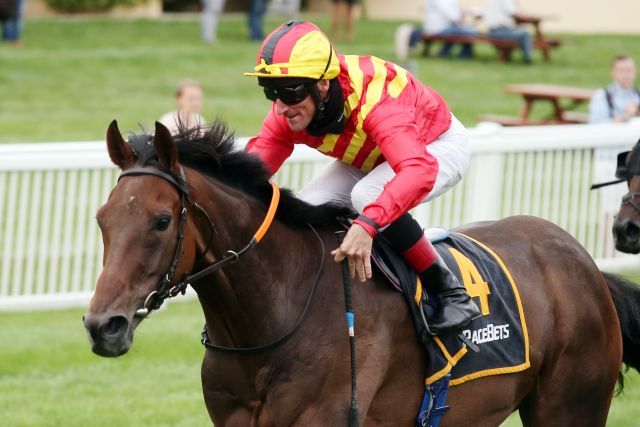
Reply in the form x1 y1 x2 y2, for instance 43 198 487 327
244 20 480 334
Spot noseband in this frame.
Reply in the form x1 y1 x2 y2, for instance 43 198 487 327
621 192 640 216
116 166 281 318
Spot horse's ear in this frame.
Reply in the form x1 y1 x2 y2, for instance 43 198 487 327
153 122 179 173
106 120 135 169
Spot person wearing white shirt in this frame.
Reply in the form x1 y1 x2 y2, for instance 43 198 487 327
484 0 532 63
396 0 478 60
589 55 640 124
159 81 206 135
424 0 478 58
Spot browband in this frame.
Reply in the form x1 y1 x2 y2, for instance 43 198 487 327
119 167 189 195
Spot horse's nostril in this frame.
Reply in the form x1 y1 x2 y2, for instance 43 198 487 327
102 316 128 337
627 222 640 240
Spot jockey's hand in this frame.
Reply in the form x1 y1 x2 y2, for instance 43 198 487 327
331 223 373 283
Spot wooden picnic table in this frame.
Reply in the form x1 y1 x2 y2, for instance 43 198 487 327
513 14 561 62
479 83 595 126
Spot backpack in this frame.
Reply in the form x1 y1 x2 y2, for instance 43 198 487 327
604 86 640 119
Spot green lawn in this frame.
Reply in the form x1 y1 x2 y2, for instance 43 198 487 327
0 300 211 427
2 16 640 143
2 297 640 426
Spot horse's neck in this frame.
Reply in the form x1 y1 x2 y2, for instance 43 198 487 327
188 175 322 350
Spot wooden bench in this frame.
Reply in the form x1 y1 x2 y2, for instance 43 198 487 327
477 114 586 126
560 111 589 124
422 34 523 62
422 33 562 62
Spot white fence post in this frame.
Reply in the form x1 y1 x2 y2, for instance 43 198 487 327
464 152 504 223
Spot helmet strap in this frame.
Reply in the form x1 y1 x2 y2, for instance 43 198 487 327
307 79 345 136
311 43 335 119
310 83 326 118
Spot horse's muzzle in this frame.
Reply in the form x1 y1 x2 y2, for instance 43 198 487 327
83 312 132 357
613 218 640 254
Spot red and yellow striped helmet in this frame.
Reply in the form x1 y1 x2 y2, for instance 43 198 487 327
244 21 340 80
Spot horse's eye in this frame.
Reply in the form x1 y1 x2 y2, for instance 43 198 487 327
154 216 171 231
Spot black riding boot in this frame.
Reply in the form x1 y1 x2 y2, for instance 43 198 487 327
381 213 481 334
421 254 481 334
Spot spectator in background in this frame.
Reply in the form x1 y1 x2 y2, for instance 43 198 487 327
423 0 478 59
484 0 532 63
395 0 478 62
248 0 266 42
159 81 206 135
332 0 356 43
1 0 24 46
201 0 226 43
589 55 640 124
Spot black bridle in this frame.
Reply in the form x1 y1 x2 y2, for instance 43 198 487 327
116 165 325 354
591 146 640 215
118 166 217 317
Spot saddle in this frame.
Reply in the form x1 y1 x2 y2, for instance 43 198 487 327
367 228 530 427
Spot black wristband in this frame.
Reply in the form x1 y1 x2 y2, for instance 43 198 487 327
355 215 381 231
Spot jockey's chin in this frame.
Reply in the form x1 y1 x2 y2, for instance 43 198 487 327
275 97 315 132
285 114 312 132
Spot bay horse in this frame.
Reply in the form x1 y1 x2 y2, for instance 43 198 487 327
612 139 640 253
84 120 640 426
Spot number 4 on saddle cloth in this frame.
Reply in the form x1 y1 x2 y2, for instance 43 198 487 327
370 228 530 427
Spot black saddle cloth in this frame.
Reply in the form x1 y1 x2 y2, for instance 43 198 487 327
370 231 529 386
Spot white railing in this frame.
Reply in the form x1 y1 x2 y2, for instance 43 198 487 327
1 122 640 311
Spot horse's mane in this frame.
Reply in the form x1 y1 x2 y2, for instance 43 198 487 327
126 119 353 228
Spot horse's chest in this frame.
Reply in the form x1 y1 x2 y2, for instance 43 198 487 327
202 353 334 426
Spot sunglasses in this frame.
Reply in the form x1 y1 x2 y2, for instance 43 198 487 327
263 83 312 105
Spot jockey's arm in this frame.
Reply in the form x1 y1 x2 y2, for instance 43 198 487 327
357 106 439 234
246 108 294 175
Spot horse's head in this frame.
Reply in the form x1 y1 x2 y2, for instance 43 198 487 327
83 121 198 357
613 140 640 253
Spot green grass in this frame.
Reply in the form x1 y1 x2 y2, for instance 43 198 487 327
0 300 211 427
2 16 640 143
2 297 640 426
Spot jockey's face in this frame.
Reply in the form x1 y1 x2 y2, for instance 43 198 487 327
274 79 331 132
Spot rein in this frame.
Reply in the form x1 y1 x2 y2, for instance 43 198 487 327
117 166 281 318
201 224 325 353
